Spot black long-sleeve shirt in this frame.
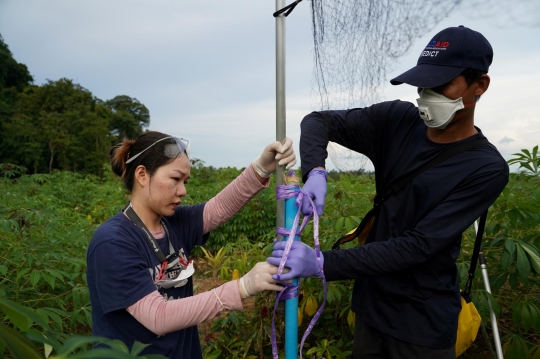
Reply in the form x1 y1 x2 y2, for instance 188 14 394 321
300 100 508 348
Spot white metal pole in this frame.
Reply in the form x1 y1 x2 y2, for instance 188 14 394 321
275 3 299 358
474 221 504 359
275 0 286 240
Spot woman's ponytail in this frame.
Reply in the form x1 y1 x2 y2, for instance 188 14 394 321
110 139 135 177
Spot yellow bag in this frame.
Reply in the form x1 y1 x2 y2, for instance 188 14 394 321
455 295 481 357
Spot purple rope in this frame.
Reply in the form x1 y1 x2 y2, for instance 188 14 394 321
271 177 327 359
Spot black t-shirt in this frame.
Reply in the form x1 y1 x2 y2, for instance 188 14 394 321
300 100 509 348
87 204 208 358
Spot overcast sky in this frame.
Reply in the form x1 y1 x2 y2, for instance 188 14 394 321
1 0 539 172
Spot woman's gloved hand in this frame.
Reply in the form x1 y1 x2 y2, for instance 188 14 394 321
238 262 287 299
252 137 296 178
266 241 324 281
300 168 327 216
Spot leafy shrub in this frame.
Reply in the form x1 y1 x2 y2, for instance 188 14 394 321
1 147 539 358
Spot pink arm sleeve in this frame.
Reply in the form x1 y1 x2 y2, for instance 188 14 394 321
203 164 269 234
126 280 243 336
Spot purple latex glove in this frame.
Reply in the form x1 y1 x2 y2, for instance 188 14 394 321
267 241 324 281
301 169 327 216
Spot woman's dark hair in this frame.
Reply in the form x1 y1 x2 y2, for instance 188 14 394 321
461 68 486 86
109 131 184 192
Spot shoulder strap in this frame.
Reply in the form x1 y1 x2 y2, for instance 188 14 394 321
462 210 488 303
123 203 178 268
332 138 490 250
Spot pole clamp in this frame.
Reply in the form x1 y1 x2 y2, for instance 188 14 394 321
273 0 303 17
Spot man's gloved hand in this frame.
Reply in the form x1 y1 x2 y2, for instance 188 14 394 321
238 262 286 299
267 241 324 281
301 169 327 216
252 137 296 178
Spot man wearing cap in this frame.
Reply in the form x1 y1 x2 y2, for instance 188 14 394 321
267 26 509 358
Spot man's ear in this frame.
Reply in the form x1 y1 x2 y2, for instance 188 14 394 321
134 165 148 187
475 74 490 96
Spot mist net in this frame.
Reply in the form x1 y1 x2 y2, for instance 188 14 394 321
307 0 539 172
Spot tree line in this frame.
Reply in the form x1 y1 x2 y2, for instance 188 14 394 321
0 34 150 175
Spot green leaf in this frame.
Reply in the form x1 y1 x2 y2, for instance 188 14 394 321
23 329 57 348
64 348 142 359
519 244 540 274
344 217 355 232
83 307 93 329
335 217 344 232
515 245 530 283
519 240 540 255
128 341 151 355
0 323 43 359
491 273 508 292
15 268 30 281
528 345 540 359
55 336 115 355
501 250 512 270
42 271 56 289
97 338 129 353
72 287 82 307
29 270 41 287
205 350 222 359
503 334 529 359
505 239 516 256
36 308 64 330
46 269 66 282
228 311 238 325
0 299 49 331
0 298 32 331
520 162 535 173
489 235 503 247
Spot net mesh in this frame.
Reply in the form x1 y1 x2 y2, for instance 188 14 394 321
307 0 539 172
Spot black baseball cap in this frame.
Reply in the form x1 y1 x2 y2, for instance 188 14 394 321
390 26 493 88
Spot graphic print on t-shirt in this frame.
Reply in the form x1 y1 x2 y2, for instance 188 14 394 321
148 247 193 291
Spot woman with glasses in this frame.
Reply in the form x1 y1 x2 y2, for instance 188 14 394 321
86 131 296 358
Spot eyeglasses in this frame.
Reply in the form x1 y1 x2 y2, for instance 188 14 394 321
126 137 190 164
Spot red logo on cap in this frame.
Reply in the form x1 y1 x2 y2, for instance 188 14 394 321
427 40 450 48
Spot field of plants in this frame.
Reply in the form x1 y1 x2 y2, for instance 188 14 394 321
1 148 539 359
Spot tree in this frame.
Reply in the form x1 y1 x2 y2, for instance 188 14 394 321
0 35 152 175
3 79 112 174
104 95 150 141
0 34 34 166
0 34 33 91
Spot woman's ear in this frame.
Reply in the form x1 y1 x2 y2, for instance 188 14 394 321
134 165 148 187
475 74 490 96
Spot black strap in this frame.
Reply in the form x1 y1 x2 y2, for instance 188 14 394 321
332 138 490 250
273 0 303 17
332 207 376 250
123 203 178 268
462 210 488 303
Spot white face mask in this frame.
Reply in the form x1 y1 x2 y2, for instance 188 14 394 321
416 88 465 129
